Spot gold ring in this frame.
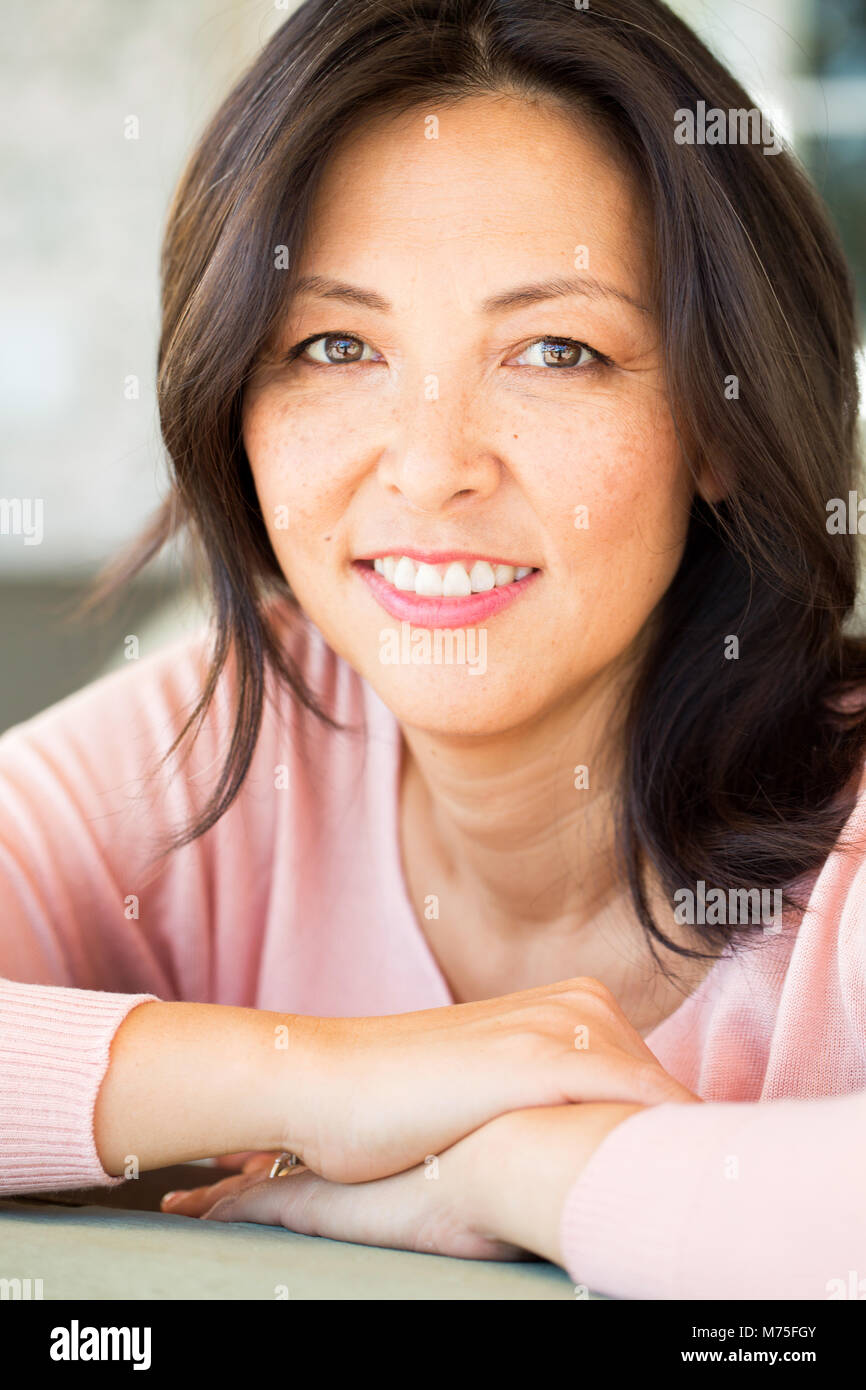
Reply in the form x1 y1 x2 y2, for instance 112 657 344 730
268 1151 302 1179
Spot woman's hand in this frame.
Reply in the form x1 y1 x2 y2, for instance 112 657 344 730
162 1100 656 1266
256 977 696 1185
162 1145 524 1257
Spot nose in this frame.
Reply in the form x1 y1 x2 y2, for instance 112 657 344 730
376 381 503 513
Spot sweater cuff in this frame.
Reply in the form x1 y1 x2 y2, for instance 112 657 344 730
0 979 160 1193
559 1100 740 1299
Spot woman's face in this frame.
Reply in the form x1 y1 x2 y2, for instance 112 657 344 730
243 93 695 735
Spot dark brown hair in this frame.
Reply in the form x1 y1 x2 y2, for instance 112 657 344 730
84 0 866 967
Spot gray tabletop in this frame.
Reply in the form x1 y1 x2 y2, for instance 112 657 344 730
0 1164 583 1300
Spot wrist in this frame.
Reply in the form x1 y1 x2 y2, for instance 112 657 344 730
455 1102 645 1265
95 1001 318 1175
258 1010 332 1158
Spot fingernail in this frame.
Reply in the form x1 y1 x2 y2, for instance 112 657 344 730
161 1191 182 1208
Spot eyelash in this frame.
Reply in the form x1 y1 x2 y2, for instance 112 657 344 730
283 331 613 373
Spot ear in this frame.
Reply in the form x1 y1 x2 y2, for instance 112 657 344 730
694 454 730 505
678 426 731 507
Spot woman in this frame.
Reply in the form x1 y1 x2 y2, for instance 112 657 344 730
2 0 865 1300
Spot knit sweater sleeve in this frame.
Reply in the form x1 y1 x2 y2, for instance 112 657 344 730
559 1088 866 1299
0 978 157 1192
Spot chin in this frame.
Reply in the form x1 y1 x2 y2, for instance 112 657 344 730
364 664 547 737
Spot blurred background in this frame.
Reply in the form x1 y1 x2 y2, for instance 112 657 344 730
2 0 865 731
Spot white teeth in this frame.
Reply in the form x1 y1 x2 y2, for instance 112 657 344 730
414 562 442 596
469 560 496 592
393 556 417 591
369 555 535 595
442 562 472 597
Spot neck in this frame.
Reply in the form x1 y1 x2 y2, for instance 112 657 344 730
398 658 632 938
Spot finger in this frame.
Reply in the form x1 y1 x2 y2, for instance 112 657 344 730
161 1171 259 1218
202 1167 520 1261
561 1050 695 1107
204 1169 323 1231
627 1063 700 1106
242 1152 283 1175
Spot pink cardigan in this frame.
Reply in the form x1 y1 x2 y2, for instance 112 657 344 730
1 600 865 1298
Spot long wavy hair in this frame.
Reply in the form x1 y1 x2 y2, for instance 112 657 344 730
83 0 866 968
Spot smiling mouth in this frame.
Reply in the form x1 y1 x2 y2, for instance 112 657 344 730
357 554 538 598
352 553 541 629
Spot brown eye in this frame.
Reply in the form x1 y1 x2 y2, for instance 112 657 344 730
302 333 375 364
515 337 599 369
542 341 586 367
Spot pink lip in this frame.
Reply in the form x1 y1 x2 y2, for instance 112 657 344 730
353 560 540 628
357 548 534 568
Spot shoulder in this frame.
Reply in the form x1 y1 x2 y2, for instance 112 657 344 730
0 595 386 760
0 613 217 787
817 752 866 896
0 596 398 844
789 752 866 1037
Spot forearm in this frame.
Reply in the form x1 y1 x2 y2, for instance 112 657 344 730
92 1000 307 1175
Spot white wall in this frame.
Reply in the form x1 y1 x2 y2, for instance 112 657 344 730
0 0 287 577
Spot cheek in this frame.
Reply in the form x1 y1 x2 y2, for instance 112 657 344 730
524 397 690 618
243 393 363 543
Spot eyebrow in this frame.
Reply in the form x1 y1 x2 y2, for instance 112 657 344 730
291 272 649 316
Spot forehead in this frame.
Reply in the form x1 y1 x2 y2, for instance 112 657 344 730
299 92 650 303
